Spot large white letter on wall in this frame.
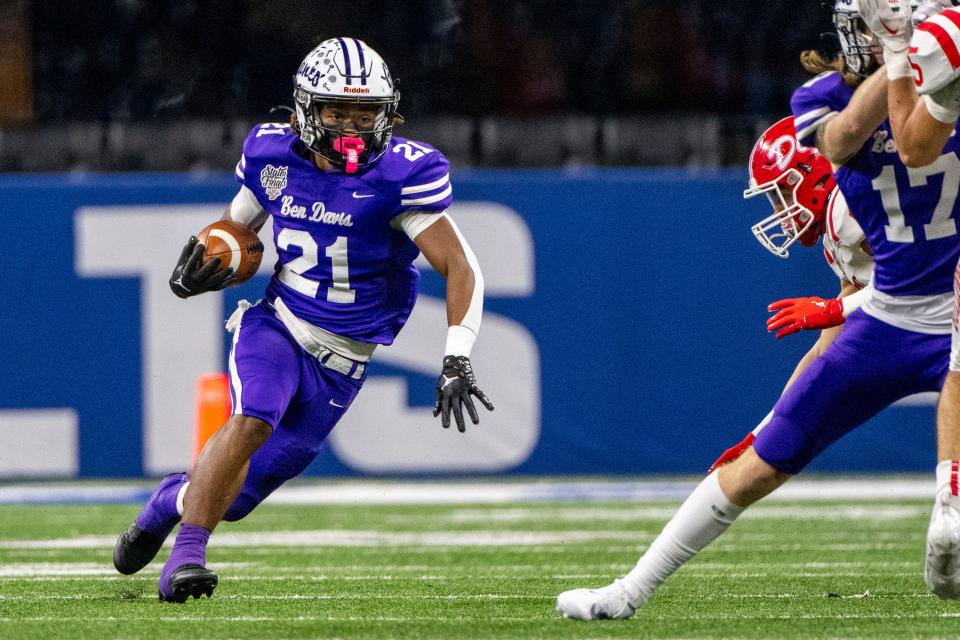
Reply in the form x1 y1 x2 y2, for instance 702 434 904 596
75 206 278 474
0 409 78 477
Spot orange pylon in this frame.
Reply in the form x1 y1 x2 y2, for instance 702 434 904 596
193 372 231 461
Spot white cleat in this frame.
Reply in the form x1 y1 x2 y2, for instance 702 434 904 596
925 490 960 599
555 579 641 620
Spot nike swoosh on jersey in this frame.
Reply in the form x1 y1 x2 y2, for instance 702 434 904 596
352 192 375 199
879 18 899 35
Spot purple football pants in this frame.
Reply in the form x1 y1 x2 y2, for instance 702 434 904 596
754 309 949 475
221 301 365 520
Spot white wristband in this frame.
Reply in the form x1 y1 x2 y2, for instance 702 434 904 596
885 49 913 81
839 286 870 318
924 93 960 123
444 324 477 357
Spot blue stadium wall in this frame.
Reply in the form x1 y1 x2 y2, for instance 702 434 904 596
0 171 938 477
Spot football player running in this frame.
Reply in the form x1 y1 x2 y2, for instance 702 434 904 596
708 116 873 472
113 38 494 603
857 0 960 600
556 0 960 620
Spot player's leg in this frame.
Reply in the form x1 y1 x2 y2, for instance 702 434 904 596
113 472 189 575
158 303 301 602
926 292 960 599
221 362 364 522
113 415 269 575
555 447 787 620
179 414 272 529
161 324 366 602
157 414 273 602
557 311 943 620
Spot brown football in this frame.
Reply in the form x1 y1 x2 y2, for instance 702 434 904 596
195 220 264 286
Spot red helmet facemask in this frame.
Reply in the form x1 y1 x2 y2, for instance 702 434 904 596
744 116 836 258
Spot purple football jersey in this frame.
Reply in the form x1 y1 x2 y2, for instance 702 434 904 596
791 71 960 297
235 123 452 343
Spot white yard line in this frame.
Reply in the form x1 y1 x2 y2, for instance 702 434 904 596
0 572 922 582
433 504 927 523
2 612 959 623
0 593 547 600
0 500 927 552
0 529 650 551
0 477 938 505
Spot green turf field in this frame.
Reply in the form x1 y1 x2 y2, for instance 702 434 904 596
1 494 959 639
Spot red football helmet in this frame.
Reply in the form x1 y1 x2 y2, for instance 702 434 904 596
744 116 836 258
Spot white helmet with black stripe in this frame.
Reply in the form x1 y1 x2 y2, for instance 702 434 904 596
833 0 935 76
833 0 882 77
293 38 400 171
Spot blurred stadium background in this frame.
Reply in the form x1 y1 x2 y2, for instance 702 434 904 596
0 0 939 480
4 0 825 171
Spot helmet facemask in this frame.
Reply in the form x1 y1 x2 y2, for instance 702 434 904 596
833 5 882 77
745 170 820 258
293 87 399 173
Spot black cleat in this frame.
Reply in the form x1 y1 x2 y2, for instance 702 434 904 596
113 525 167 575
159 564 218 603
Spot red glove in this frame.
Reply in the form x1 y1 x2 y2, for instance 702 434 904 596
766 296 845 339
708 432 756 474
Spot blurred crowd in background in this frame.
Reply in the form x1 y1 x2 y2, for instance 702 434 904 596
1 0 834 169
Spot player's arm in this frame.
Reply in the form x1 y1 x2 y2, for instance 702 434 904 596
411 213 494 432
815 68 889 166
220 185 269 232
887 76 955 167
859 0 957 165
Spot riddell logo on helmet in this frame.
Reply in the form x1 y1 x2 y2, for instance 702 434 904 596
343 86 370 94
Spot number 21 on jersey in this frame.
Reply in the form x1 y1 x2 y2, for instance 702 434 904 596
276 229 356 303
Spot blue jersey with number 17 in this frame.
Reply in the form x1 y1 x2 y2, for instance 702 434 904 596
235 122 452 344
791 71 960 297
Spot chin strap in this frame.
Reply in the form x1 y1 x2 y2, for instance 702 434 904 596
333 136 366 174
268 104 295 117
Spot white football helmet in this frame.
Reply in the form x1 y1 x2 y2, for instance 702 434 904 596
293 38 400 172
833 0 935 75
833 0 882 76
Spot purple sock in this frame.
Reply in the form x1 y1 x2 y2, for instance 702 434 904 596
158 523 211 597
134 472 187 535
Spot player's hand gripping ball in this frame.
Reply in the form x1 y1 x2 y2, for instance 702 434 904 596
196 220 264 285
169 221 264 299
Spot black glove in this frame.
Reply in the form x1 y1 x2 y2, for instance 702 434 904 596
169 236 235 299
433 355 494 432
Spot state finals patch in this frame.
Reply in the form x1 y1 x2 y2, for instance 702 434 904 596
260 165 289 201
